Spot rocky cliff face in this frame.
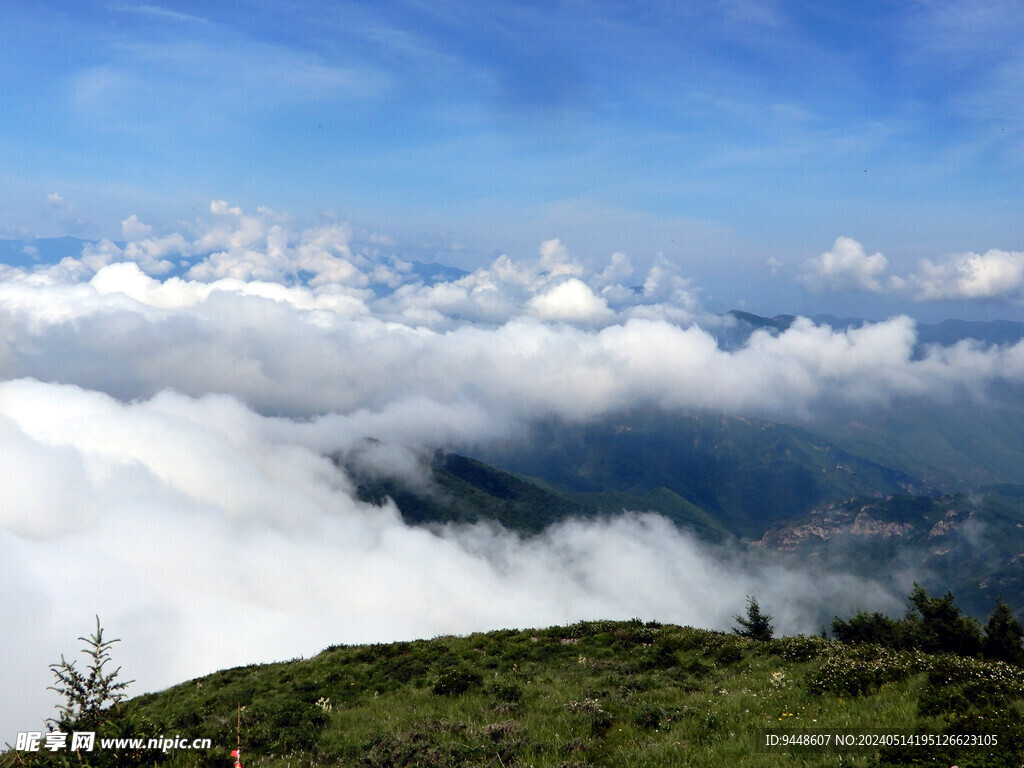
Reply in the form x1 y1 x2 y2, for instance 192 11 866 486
755 490 1024 620
757 499 942 551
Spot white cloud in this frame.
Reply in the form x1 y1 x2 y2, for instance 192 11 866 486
87 261 369 316
595 251 634 286
121 214 153 241
527 278 614 324
537 238 582 278
0 267 1018 423
911 248 1024 301
798 237 1024 304
799 236 890 293
1 205 1022 424
43 192 89 232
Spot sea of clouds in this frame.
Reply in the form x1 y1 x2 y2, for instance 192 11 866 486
4 201 1024 736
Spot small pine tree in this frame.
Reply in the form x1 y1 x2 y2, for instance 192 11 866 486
49 616 133 730
733 596 774 641
983 596 1024 666
905 583 982 656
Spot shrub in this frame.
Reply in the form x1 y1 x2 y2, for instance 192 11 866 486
713 642 745 665
918 654 1024 717
376 654 430 686
767 634 833 662
639 639 680 671
481 719 518 742
432 668 483 696
246 699 329 753
489 682 523 703
831 610 912 649
360 719 470 768
680 657 711 677
807 646 924 697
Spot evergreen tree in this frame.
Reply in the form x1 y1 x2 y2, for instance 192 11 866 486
733 596 774 641
983 597 1024 666
44 617 149 768
49 616 133 731
905 583 982 656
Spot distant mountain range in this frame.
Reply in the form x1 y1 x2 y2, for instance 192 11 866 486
348 447 732 540
348 410 937 537
0 235 94 266
348 402 1024 619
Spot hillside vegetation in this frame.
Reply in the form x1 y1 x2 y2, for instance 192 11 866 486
349 450 731 540
11 618 1024 768
475 413 925 538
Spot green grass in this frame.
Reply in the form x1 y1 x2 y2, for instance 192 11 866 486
13 621 1023 768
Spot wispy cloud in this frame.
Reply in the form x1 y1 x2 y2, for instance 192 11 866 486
113 4 211 25
42 192 89 233
67 14 388 139
901 0 1024 156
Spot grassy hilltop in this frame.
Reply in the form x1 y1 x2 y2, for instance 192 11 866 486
13 619 1021 768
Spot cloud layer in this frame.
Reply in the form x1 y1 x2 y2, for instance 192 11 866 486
4 206 1024 423
800 236 1024 303
0 379 897 737
3 203 1024 736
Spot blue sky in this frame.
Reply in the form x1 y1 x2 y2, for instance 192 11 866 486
1 0 1023 317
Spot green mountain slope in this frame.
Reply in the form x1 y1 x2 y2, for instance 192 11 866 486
346 412 1024 615
349 394 1024 544
351 451 595 534
13 621 1024 768
349 450 733 540
813 398 1024 490
474 412 926 538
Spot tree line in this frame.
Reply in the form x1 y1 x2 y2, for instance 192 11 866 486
831 583 1024 665
735 583 1024 666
